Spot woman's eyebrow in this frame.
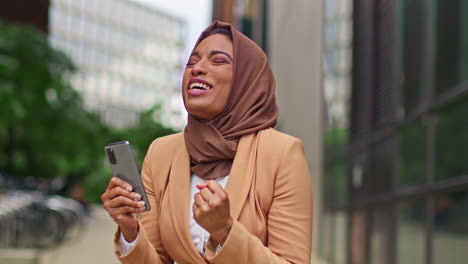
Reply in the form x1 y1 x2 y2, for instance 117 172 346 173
211 50 233 61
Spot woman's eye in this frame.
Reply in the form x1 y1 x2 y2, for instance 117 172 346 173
186 61 195 67
213 58 228 64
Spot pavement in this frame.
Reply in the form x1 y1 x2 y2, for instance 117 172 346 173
38 206 119 264
0 205 329 264
0 206 119 264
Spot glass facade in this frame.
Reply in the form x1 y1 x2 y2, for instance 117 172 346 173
49 0 187 129
321 0 468 263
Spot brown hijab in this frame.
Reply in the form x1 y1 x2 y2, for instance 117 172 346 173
183 21 278 180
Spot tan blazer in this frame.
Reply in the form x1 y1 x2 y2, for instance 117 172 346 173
114 128 313 264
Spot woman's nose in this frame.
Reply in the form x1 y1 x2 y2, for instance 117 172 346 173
191 61 207 76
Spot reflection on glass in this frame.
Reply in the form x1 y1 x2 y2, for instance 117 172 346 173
333 160 348 206
323 0 351 158
397 199 425 264
323 166 335 209
370 207 393 264
433 189 468 263
399 121 425 186
435 96 468 181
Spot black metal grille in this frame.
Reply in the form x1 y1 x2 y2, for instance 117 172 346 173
374 0 396 129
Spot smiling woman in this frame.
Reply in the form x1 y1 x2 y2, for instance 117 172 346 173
101 21 313 264
183 33 233 121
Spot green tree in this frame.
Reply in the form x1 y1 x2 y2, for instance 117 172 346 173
0 19 179 204
0 19 110 183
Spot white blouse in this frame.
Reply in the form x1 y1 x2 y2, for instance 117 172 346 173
117 174 229 256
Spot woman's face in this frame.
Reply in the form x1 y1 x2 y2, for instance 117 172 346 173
183 34 233 120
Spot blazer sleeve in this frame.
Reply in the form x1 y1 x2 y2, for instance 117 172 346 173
204 138 313 264
114 139 174 264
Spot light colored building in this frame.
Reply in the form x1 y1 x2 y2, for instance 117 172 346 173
49 0 187 129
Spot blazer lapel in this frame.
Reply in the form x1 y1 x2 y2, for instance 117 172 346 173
225 131 259 219
168 145 206 263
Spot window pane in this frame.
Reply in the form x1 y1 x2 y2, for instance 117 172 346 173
398 0 427 115
372 138 396 193
333 159 348 207
434 0 468 95
433 189 468 263
399 120 425 186
325 160 349 208
397 199 425 264
323 166 335 209
435 96 468 181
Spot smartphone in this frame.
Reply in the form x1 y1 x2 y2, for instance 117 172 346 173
104 141 151 211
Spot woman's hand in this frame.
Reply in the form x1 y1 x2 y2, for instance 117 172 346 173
193 180 233 245
101 177 145 242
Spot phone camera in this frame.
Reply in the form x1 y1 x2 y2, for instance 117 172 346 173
107 148 117 164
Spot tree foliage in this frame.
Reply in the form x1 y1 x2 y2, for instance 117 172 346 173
0 19 178 203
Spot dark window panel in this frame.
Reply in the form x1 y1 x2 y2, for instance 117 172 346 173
398 120 425 186
398 0 426 115
371 137 396 194
434 0 465 95
434 95 468 181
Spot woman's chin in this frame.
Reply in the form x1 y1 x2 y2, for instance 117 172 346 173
186 106 216 120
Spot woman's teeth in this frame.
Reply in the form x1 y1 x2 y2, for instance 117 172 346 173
190 83 211 90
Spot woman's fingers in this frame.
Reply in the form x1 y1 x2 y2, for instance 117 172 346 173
206 180 224 194
199 186 213 201
193 180 229 215
109 205 146 216
105 195 145 210
192 180 232 243
106 176 133 192
194 193 210 212
196 180 227 206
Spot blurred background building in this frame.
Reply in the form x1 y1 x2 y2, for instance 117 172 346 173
215 0 468 263
49 0 187 129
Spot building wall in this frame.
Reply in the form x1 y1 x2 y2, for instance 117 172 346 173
267 0 324 257
49 0 187 129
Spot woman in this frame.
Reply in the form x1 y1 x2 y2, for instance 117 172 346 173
101 21 313 264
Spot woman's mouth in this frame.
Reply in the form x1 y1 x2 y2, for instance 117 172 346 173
189 82 212 90
188 78 213 95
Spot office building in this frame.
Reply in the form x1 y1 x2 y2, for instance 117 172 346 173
49 0 187 129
